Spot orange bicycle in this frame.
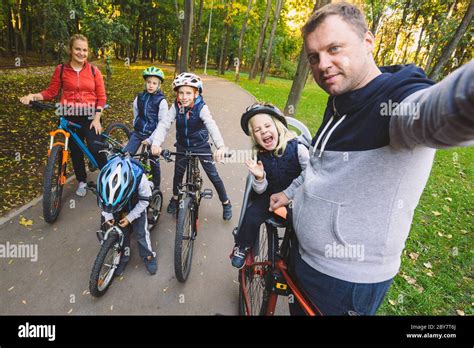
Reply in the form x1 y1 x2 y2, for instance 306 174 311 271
236 176 323 316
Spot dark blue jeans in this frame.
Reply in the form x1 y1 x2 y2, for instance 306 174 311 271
173 143 229 203
124 131 161 188
289 248 393 315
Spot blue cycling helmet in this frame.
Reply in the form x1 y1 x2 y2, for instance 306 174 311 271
97 156 138 213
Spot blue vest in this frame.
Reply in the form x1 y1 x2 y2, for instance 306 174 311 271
135 90 165 136
175 96 208 148
258 139 302 195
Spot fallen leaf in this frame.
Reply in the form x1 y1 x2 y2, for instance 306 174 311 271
446 234 453 239
437 232 444 237
389 299 396 306
67 308 73 314
423 262 432 269
8 286 14 291
22 300 27 304
8 259 13 265
408 252 419 261
110 305 114 311
163 287 168 292
39 270 43 276
19 216 33 227
77 248 81 252
444 197 452 202
432 211 442 217
456 310 465 316
426 271 434 277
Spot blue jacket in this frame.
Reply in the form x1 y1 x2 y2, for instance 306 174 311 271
175 96 208 148
134 90 166 136
258 139 302 195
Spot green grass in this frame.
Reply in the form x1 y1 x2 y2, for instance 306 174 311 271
199 68 474 316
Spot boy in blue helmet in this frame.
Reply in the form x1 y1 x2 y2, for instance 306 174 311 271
97 156 157 276
123 66 168 190
150 72 232 220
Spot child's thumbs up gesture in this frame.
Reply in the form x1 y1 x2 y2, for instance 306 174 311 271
246 159 265 181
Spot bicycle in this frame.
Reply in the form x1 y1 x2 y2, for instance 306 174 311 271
27 101 130 224
235 175 323 316
161 149 231 282
234 116 321 315
88 140 162 297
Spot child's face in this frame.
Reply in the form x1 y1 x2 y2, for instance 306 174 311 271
249 114 278 151
145 76 161 93
178 86 199 107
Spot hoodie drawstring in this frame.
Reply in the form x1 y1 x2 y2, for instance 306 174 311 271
312 114 347 157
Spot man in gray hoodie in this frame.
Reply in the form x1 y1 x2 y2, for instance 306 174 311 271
269 2 474 315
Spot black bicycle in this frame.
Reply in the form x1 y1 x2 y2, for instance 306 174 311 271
161 149 230 282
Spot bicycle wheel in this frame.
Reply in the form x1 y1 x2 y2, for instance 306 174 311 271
147 190 163 231
103 122 131 146
238 222 277 315
174 196 195 282
89 233 121 297
43 145 65 223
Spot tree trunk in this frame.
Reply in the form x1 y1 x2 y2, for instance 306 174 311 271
284 0 330 116
190 0 204 70
218 0 234 75
259 0 284 84
249 0 272 80
429 1 474 81
424 1 457 72
400 9 420 63
390 0 411 64
235 0 253 82
179 0 193 73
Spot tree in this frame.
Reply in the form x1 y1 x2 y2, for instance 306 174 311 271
249 0 272 80
259 0 284 84
178 0 194 73
235 0 253 82
190 0 204 70
284 0 331 117
218 0 234 75
429 0 474 81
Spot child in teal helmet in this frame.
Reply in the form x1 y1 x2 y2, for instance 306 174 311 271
123 66 168 190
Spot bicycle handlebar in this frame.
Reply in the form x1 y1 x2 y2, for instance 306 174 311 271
160 149 232 162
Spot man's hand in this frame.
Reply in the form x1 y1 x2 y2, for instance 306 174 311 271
151 145 162 156
245 159 264 181
213 146 227 162
269 192 289 212
119 217 130 228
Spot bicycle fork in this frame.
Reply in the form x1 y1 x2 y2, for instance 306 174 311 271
48 129 70 185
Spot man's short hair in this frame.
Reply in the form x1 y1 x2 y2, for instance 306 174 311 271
302 2 368 40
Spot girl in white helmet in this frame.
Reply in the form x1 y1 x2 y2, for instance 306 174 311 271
150 72 232 220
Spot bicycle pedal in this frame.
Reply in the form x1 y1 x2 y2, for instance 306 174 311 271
272 273 291 296
201 189 213 199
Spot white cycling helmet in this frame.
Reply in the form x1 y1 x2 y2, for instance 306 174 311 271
172 72 203 93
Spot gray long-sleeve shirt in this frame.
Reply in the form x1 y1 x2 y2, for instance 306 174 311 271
284 60 474 283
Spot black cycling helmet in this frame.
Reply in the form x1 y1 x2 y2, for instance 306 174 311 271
240 102 287 135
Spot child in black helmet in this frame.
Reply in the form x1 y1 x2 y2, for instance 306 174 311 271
231 102 309 269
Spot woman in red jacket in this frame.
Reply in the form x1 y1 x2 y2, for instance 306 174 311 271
20 34 107 197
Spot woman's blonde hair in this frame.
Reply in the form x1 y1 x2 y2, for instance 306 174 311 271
67 34 89 60
248 115 297 157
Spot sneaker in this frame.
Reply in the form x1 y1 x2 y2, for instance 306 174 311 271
167 198 178 214
231 245 250 269
75 182 87 197
222 201 232 221
144 256 158 275
114 261 127 277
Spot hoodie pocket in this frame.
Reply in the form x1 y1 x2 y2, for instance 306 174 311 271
293 189 350 258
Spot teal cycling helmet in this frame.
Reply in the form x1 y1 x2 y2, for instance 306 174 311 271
97 156 138 214
143 66 165 82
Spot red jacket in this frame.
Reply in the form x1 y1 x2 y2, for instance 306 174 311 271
40 61 107 109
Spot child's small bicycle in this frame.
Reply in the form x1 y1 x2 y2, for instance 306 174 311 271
27 101 130 224
88 139 163 297
161 149 231 282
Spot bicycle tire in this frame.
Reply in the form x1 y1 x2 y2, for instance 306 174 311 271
103 122 131 146
174 196 195 282
238 222 277 315
42 145 65 223
147 190 163 231
89 233 121 297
